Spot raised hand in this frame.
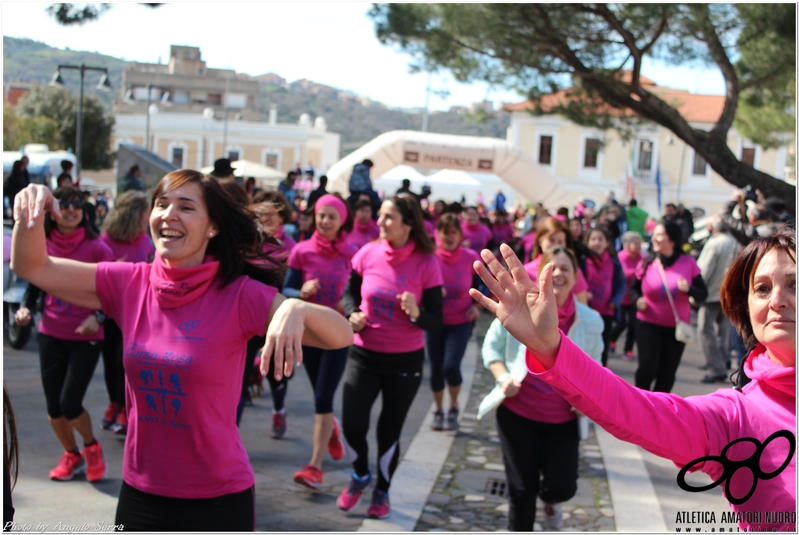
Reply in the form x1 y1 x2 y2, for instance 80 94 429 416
14 184 62 230
469 244 561 367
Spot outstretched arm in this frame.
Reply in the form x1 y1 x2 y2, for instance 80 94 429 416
468 243 561 368
11 185 101 310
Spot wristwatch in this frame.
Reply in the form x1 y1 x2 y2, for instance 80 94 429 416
495 373 510 388
94 311 106 324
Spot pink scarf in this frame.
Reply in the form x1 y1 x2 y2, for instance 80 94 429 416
745 343 796 398
558 293 577 334
354 219 376 234
381 239 416 266
436 245 463 266
47 227 86 258
310 230 346 258
465 221 482 232
149 253 220 309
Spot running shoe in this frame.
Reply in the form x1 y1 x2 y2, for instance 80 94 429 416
271 408 287 439
445 407 459 431
543 501 563 531
84 441 107 483
101 402 119 431
609 341 616 354
337 471 371 512
622 351 636 362
49 451 85 481
366 489 391 519
431 410 444 431
328 417 344 461
293 464 323 490
111 410 128 436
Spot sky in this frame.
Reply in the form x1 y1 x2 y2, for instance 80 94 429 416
2 2 727 112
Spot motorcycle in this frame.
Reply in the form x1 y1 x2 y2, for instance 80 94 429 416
3 222 33 349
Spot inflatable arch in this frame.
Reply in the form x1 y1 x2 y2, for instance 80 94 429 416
326 130 570 208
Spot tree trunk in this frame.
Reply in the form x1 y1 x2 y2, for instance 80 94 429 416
699 134 796 212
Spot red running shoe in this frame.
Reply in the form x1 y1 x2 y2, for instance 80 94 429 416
101 402 119 431
111 410 128 436
366 489 391 519
271 409 287 439
337 471 371 512
293 464 323 490
328 417 344 460
84 441 107 483
49 451 85 481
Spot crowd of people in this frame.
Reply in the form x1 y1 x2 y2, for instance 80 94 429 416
4 157 795 532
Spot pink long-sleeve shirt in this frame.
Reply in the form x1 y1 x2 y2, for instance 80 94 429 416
527 335 796 531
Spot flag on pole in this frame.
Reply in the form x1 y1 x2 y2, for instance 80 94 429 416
654 155 662 213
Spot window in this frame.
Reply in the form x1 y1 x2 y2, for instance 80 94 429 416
538 135 553 165
265 153 279 169
171 147 184 168
742 147 756 167
227 150 240 162
207 93 222 106
583 138 600 168
692 153 707 175
638 140 652 171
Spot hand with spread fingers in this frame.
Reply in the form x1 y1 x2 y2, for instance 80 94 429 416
13 184 62 230
468 244 561 367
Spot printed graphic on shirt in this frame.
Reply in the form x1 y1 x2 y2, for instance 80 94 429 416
176 319 203 342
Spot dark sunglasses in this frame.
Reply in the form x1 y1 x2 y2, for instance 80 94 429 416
58 200 84 210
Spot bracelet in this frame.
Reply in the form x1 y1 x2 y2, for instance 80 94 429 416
495 373 510 388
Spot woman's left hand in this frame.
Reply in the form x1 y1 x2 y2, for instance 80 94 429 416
397 291 420 320
677 278 690 293
261 299 305 381
75 315 100 336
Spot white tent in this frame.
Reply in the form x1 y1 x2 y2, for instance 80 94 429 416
326 130 569 209
374 167 484 204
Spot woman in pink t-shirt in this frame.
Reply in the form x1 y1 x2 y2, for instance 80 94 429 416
346 198 380 250
524 217 590 304
11 171 352 531
14 186 115 486
480 247 603 530
427 214 481 431
284 194 358 490
490 210 515 247
584 227 626 366
246 190 297 438
461 205 494 252
609 231 644 361
98 190 155 436
629 222 708 392
338 194 443 519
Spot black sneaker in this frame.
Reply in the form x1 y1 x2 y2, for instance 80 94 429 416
445 407 459 431
431 410 444 431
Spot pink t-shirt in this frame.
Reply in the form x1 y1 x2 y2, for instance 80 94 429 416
95 262 277 499
39 236 114 341
424 219 436 238
503 374 576 424
346 220 380 250
525 255 589 295
585 252 615 317
491 223 515 245
351 241 443 353
287 239 357 309
436 247 480 326
100 232 155 263
636 255 701 327
520 232 536 261
618 249 643 306
461 223 493 252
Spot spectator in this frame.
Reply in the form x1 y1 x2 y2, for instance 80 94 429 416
4 160 29 213
719 190 787 247
396 178 420 201
696 217 740 383
307 175 329 208
57 160 74 188
348 159 380 209
210 158 236 181
279 171 300 211
120 165 146 193
626 198 649 237
490 188 506 213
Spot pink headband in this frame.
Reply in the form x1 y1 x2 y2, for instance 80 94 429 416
315 194 348 221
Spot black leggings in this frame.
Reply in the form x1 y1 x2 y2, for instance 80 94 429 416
496 405 579 532
114 481 254 531
341 345 424 492
101 318 126 406
302 345 349 414
609 304 637 353
600 315 614 367
635 320 686 393
38 333 102 420
237 335 290 425
425 321 472 392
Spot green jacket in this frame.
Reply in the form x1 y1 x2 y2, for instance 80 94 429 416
626 205 649 236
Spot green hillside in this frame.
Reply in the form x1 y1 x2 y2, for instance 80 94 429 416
3 36 512 155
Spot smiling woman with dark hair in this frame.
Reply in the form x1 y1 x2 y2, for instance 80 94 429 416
470 227 796 532
11 171 353 531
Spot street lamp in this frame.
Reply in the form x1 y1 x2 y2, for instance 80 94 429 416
50 64 111 179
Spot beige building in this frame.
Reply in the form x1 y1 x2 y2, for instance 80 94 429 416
112 45 340 175
504 75 794 217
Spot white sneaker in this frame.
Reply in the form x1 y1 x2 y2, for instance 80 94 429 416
543 501 563 531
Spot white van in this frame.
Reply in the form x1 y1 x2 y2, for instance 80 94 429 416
3 144 78 191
